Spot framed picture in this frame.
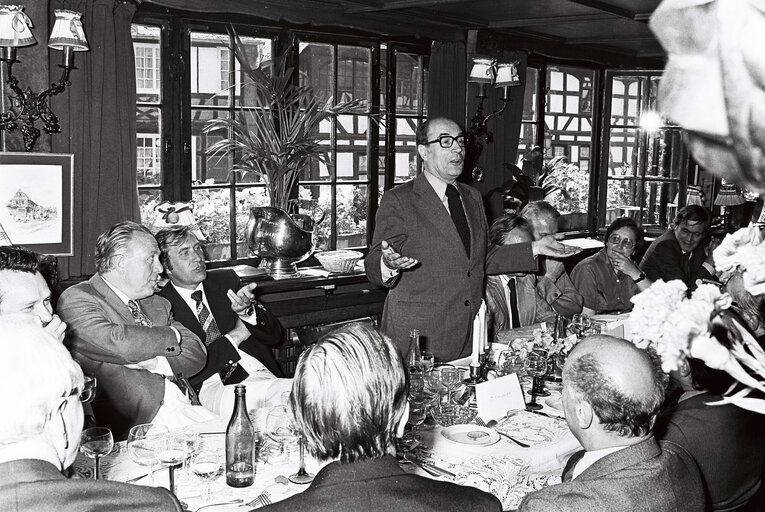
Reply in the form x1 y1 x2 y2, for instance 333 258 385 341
0 152 73 256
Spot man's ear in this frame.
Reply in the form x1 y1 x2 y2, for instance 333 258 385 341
416 144 428 162
575 396 594 430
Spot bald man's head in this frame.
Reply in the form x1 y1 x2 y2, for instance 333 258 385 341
563 335 667 438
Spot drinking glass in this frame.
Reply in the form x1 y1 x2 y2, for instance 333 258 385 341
80 375 97 403
497 350 525 377
570 314 591 337
155 431 188 495
440 366 461 404
420 352 435 372
127 423 168 485
289 433 314 484
525 352 549 411
266 406 299 463
401 373 426 449
80 427 113 480
189 445 222 502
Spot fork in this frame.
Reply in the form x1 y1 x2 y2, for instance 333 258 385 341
195 498 245 511
247 490 272 508
474 417 530 448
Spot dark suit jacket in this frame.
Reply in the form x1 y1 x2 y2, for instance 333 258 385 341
0 459 182 512
365 172 538 360
57 274 206 441
640 230 714 289
518 437 706 512
654 392 765 511
158 269 285 384
485 274 556 336
259 455 502 512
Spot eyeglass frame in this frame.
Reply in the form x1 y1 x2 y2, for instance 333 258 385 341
606 234 636 251
423 134 466 149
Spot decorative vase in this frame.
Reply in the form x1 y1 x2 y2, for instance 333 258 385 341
245 206 314 279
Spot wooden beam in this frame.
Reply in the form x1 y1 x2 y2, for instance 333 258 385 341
563 0 651 22
488 14 616 29
564 35 658 45
343 0 468 13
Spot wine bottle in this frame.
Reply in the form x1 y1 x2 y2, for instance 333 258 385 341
407 328 422 373
225 384 254 487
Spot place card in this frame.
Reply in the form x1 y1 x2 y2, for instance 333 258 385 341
475 373 526 421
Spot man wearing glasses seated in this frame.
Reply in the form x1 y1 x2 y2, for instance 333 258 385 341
259 322 501 512
640 205 716 291
365 117 581 361
571 217 651 315
0 319 183 511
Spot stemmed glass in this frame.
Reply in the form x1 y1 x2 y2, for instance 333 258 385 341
440 366 460 404
127 423 168 485
80 427 113 480
498 350 525 377
525 351 549 411
189 440 222 502
266 406 300 463
154 431 188 495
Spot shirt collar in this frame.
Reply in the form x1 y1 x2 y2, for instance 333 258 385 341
423 170 451 202
571 445 628 480
100 275 131 305
172 281 204 303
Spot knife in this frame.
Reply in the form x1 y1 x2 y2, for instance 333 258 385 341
399 453 456 478
531 410 566 421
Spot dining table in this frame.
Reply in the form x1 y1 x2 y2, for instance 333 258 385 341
71 332 586 511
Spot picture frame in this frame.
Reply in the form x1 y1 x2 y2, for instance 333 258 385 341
0 152 73 256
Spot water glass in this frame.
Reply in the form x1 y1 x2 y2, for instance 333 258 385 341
189 446 222 502
155 431 188 494
420 352 435 372
80 427 113 480
127 423 168 484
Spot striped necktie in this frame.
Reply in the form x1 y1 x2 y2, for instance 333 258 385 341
127 300 153 327
190 290 222 345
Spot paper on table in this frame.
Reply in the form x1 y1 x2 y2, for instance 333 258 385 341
475 373 526 421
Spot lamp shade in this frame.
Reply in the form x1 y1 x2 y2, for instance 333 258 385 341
0 5 36 48
686 185 704 206
468 57 495 84
714 185 746 206
495 62 521 88
48 10 88 51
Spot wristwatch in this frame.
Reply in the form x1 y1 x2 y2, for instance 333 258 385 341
633 272 646 284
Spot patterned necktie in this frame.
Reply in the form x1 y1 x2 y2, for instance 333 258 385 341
445 184 471 256
506 278 521 329
127 300 153 327
190 290 222 345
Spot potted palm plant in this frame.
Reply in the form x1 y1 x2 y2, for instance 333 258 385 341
204 32 360 277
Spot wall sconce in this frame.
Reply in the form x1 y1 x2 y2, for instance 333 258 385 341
467 57 521 181
0 6 88 151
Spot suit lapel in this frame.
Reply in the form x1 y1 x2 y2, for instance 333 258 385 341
161 283 205 342
413 173 469 260
89 274 135 326
457 182 481 262
486 276 510 331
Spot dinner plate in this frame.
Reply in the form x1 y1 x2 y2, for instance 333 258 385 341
545 396 563 412
440 425 500 446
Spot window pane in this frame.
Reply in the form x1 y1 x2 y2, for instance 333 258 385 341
380 44 387 110
605 178 641 218
136 106 161 186
642 180 679 227
299 42 333 106
336 184 367 249
190 32 232 106
395 117 418 183
607 127 641 178
193 188 231 251
234 187 269 257
138 189 162 226
396 52 423 114
610 76 647 126
299 184 331 250
236 37 274 108
645 128 685 179
541 159 589 215
191 109 231 184
337 114 368 182
517 122 537 157
132 25 161 103
338 45 370 108
522 67 538 122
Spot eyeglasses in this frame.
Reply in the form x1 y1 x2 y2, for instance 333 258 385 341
424 134 466 149
607 234 636 250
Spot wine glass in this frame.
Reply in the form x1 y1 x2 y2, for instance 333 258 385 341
80 427 113 480
440 366 460 404
525 352 549 411
498 350 525 377
420 352 435 372
266 406 299 463
189 445 222 502
127 423 168 485
570 314 591 338
80 375 97 403
154 431 188 495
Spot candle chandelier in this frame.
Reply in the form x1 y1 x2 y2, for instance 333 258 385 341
0 6 88 151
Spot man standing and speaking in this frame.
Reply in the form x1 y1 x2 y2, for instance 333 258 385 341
365 117 580 360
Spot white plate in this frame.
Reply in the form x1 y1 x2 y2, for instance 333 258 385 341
545 396 563 412
440 425 500 446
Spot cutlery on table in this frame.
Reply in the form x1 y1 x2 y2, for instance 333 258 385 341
247 490 272 507
474 417 530 448
194 498 244 511
529 410 566 421
397 452 455 478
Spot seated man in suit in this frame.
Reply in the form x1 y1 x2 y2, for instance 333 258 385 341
520 201 583 316
0 319 182 512
155 226 291 416
640 205 716 290
260 322 502 512
0 246 66 342
485 216 556 336
519 335 705 512
58 221 215 441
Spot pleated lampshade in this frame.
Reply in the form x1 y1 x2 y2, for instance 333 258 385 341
495 62 521 88
0 5 36 48
686 185 704 206
48 10 89 51
714 185 746 206
468 57 495 83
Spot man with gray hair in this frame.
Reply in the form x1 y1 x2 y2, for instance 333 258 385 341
520 201 583 316
260 322 502 512
518 335 705 511
0 319 182 511
58 221 213 441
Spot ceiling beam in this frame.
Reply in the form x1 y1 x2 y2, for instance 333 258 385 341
564 35 658 44
563 0 652 22
488 14 616 29
343 0 467 13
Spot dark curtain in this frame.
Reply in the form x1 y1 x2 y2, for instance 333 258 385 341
50 0 138 279
426 41 466 124
469 51 528 221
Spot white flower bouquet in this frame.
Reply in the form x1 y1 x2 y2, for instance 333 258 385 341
630 279 765 413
